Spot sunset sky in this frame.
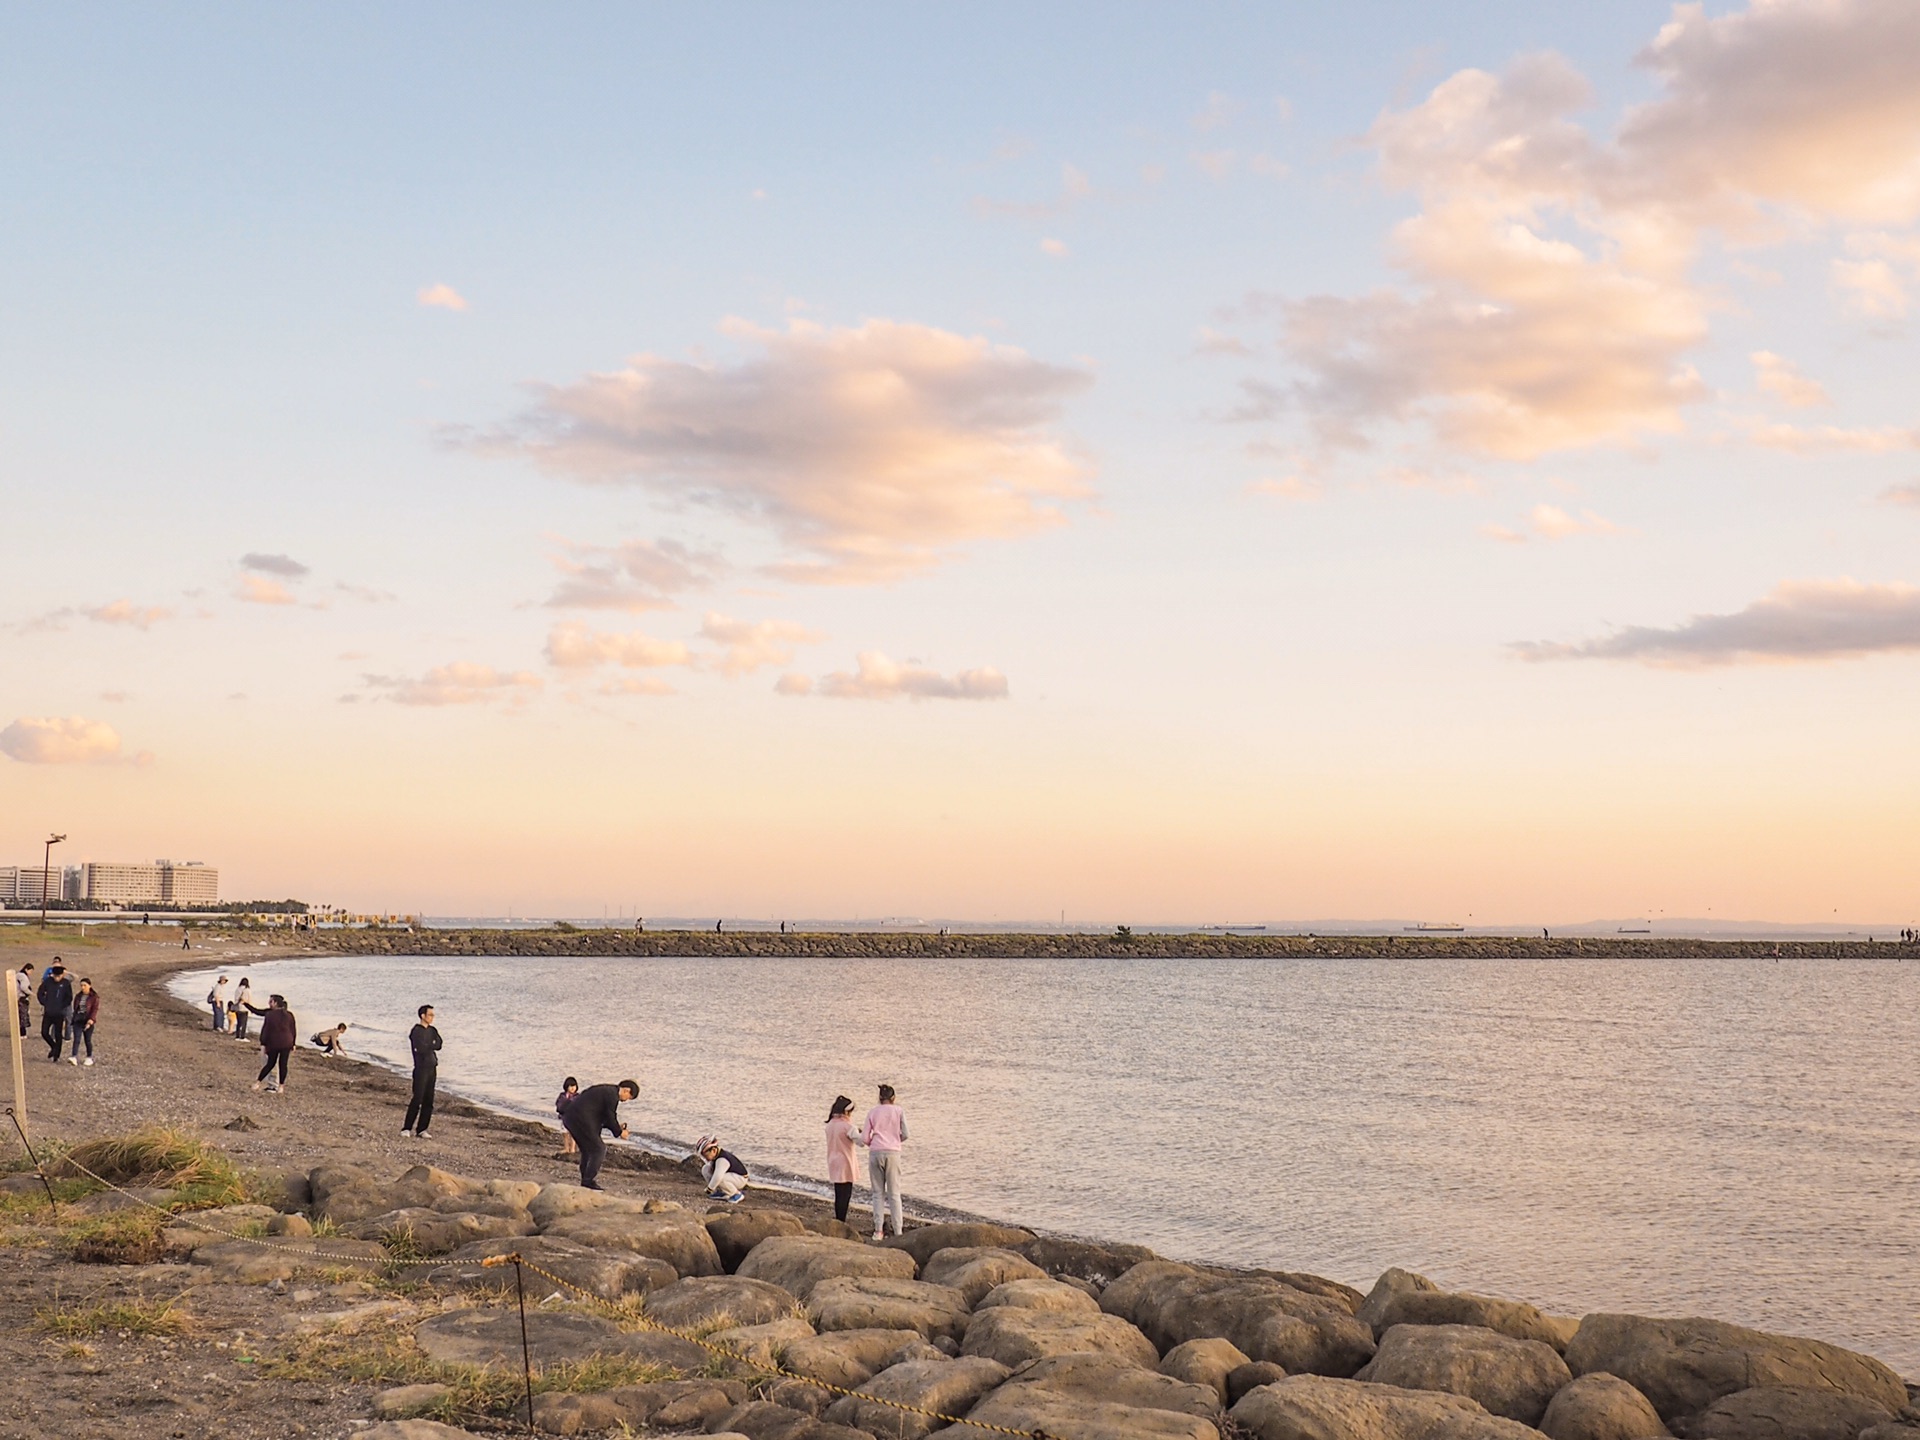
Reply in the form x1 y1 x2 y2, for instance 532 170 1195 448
4 2 1918 923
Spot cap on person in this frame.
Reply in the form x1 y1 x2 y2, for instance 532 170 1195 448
696 1136 720 1155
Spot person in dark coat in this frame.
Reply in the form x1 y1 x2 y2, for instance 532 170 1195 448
247 994 298 1092
37 964 73 1061
402 1004 443 1138
563 1079 638 1190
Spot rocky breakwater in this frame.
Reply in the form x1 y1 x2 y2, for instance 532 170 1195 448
220 1164 1918 1440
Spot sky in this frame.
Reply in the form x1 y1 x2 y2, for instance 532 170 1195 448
3 1 1918 924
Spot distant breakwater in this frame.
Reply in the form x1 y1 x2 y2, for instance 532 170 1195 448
299 928 1915 961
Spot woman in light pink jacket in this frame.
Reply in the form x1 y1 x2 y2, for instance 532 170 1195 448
825 1095 858 1223
861 1083 908 1240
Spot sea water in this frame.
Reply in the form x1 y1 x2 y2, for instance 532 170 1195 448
172 950 1920 1373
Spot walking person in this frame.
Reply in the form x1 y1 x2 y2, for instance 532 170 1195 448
402 1005 442 1138
556 1077 580 1155
562 1079 637 1191
14 964 30 1038
247 994 297 1092
209 974 231 1032
825 1095 859 1224
231 978 253 1040
66 978 99 1066
697 1137 748 1202
37 963 73 1061
862 1083 908 1241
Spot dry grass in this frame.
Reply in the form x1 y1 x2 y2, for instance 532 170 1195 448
37 1293 190 1338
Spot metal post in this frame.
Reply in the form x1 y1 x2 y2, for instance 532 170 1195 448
38 833 66 929
515 1258 535 1434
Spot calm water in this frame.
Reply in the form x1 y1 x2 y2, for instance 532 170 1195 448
173 952 1919 1374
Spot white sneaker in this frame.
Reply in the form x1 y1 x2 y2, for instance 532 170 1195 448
82 1058 93 1066
66 1056 77 1065
400 1128 413 1138
415 1131 431 1140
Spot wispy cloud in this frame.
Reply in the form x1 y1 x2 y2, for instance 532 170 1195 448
1751 351 1830 408
470 318 1093 585
15 598 175 634
362 662 543 706
1745 422 1919 454
794 651 1011 701
542 537 723 612
1191 91 1238 132
235 574 300 606
1 715 133 764
698 614 821 676
1039 237 1070 258
240 552 310 578
1880 482 1920 507
1247 476 1321 502
1514 579 1920 666
1484 503 1626 543
544 622 692 671
418 283 470 312
973 162 1095 219
597 675 677 697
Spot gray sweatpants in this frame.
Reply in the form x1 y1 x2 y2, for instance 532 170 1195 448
868 1150 903 1236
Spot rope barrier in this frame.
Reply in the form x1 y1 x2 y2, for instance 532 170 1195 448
39 1150 1050 1438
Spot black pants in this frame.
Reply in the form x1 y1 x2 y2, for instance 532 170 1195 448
833 1181 854 1222
233 1009 250 1040
404 1067 437 1133
256 1047 290 1085
568 1121 605 1188
17 997 28 1037
41 1012 66 1059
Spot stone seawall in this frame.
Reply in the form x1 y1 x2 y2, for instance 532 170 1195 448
303 927 1914 961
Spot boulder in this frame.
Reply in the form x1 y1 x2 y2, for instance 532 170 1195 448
921 1248 1047 1306
710 1400 877 1440
1102 1261 1376 1376
763 1379 837 1417
267 1213 313 1238
882 1224 1036 1273
190 1237 386 1283
1370 1288 1571 1351
1357 1323 1572 1427
808 1276 971 1345
1860 1428 1920 1440
1686 1385 1898 1440
1231 1375 1542 1440
481 1178 543 1211
387 1164 482 1210
532 1380 747 1435
1564 1316 1909 1424
712 1316 817 1369
414 1307 707 1372
738 1235 918 1301
542 1209 724 1277
976 1278 1102 1316
361 1207 535 1255
528 1182 647 1229
309 1163 394 1224
780 1329 935 1388
1018 1237 1157 1289
824 1357 1010 1440
1539 1373 1671 1440
363 1423 481 1440
1162 1338 1254 1405
430 1235 675 1302
1357 1269 1441 1334
948 1353 1221 1440
801 1217 864 1241
961 1306 1159 1370
373 1384 453 1420
260 1168 313 1212
708 1209 811 1271
1228 1362 1290 1405
648 1275 803 1332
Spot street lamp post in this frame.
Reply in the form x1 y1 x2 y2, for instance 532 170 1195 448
39 834 66 930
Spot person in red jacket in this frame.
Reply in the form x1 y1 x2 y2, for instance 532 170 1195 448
246 994 298 1092
66 978 100 1066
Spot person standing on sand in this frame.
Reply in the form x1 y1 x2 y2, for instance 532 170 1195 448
248 994 297 1092
38 963 73 1061
556 1077 580 1155
402 1004 442 1139
209 975 231 1032
825 1095 859 1223
564 1079 637 1190
14 964 31 1038
66 978 99 1066
862 1083 908 1241
232 978 253 1040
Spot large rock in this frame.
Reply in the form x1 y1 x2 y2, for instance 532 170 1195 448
708 1209 811 1272
1018 1237 1157 1289
374 1384 453 1420
1356 1323 1572 1426
1102 1261 1376 1376
780 1329 937 1388
921 1248 1046 1306
431 1235 676 1302
1686 1385 1898 1440
710 1400 877 1440
949 1353 1221 1440
712 1316 816 1369
738 1236 918 1301
961 1307 1159 1370
648 1275 803 1332
1358 1269 1441 1334
527 1182 650 1229
531 1379 747 1435
189 1237 386 1282
387 1164 482 1210
309 1163 394 1224
808 1276 971 1345
1540 1373 1671 1440
1564 1316 1909 1424
1162 1338 1254 1405
1231 1374 1543 1440
1252 1272 1364 1315
1228 1362 1290 1405
542 1209 724 1277
363 1423 482 1440
356 1206 535 1255
1369 1288 1571 1351
824 1358 1011 1440
414 1307 707 1372
882 1224 1036 1273
976 1278 1102 1315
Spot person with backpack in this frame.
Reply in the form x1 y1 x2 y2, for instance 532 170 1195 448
209 975 231 1032
247 994 298 1092
66 978 99 1066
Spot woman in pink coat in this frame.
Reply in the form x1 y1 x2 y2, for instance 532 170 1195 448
824 1094 858 1223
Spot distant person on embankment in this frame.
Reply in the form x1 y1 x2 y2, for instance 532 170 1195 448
697 1136 748 1202
825 1095 859 1223
565 1079 637 1191
248 994 297 1093
862 1083 908 1242
38 963 72 1061
66 978 98 1066
402 1004 442 1139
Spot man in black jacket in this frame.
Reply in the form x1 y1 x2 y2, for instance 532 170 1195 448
402 1004 443 1139
37 963 72 1061
564 1079 638 1190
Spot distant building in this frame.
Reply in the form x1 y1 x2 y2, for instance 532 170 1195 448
0 867 16 902
14 866 64 904
83 862 164 905
62 865 83 901
160 860 218 906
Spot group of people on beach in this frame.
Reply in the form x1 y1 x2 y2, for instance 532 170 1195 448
18 960 100 1066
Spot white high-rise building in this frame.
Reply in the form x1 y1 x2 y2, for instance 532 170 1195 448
83 862 164 905
160 861 219 906
15 866 64 904
0 867 17 902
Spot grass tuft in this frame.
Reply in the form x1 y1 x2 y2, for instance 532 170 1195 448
54 1127 248 1210
37 1293 190 1338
